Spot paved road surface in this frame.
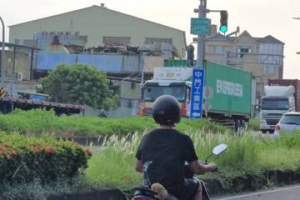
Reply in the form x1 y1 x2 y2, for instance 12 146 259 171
214 185 300 200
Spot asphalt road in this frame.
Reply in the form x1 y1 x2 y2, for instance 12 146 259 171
214 185 300 200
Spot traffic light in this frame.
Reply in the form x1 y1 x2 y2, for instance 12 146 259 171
187 44 195 67
220 11 228 34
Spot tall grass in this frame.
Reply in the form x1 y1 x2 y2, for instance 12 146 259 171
86 133 144 189
257 131 300 171
0 109 231 137
86 131 264 190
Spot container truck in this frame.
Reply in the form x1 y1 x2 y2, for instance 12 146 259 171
259 85 295 133
138 61 254 130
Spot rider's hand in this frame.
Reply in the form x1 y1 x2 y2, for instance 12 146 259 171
207 163 218 172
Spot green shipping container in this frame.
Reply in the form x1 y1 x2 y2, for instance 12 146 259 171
163 60 252 116
164 60 189 67
204 62 252 116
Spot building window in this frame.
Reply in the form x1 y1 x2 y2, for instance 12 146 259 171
238 47 251 58
103 36 131 45
265 66 275 75
260 44 283 55
214 46 224 54
145 38 173 45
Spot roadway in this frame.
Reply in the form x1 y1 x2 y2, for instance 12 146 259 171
214 185 300 200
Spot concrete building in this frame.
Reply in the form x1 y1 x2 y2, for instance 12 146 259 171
205 30 284 100
9 4 186 58
0 42 39 82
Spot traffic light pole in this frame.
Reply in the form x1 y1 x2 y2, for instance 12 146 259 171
196 0 207 69
194 0 228 69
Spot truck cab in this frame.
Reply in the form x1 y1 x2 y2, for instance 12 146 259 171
260 86 295 133
138 80 191 117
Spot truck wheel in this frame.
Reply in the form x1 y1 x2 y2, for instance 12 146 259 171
261 130 267 134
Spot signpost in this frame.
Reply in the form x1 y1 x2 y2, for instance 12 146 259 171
191 18 211 35
190 69 205 119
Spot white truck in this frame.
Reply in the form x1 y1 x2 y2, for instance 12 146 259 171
260 85 295 133
138 67 192 117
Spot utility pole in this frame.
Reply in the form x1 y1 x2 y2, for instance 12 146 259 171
138 47 149 84
192 1 228 69
0 16 5 87
195 0 207 69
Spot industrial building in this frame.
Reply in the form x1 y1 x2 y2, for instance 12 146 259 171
9 4 186 58
6 4 187 117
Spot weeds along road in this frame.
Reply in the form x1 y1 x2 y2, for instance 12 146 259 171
214 184 300 200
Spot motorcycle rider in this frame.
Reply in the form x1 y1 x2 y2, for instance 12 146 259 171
135 95 218 200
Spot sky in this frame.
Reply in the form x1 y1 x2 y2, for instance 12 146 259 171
0 0 300 79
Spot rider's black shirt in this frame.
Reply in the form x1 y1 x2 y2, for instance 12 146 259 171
136 128 198 198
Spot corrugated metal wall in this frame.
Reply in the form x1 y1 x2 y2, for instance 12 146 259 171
36 53 139 73
120 82 141 99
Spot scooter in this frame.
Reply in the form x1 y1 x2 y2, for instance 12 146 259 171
130 144 228 200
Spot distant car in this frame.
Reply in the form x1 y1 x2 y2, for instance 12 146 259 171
273 112 300 137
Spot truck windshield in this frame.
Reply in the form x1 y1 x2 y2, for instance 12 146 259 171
143 86 186 101
261 98 290 110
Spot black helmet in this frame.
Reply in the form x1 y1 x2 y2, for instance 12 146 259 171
153 95 181 125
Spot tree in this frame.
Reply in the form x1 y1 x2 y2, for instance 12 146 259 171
39 64 118 109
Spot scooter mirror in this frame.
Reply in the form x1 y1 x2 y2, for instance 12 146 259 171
212 144 227 155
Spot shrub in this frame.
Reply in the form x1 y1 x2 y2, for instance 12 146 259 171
248 119 260 131
0 132 91 184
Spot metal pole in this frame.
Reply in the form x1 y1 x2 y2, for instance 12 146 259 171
197 0 207 69
140 52 145 84
0 17 5 87
138 47 148 84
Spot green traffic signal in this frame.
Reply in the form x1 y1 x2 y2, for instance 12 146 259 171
220 25 228 34
220 10 228 34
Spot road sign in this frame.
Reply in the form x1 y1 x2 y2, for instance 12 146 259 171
191 18 211 35
190 69 205 119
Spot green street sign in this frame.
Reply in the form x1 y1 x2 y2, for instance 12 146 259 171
191 18 211 35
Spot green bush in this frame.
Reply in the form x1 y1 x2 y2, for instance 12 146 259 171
0 132 91 184
248 119 260 131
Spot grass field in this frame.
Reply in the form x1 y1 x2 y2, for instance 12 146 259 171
0 109 231 137
86 130 300 190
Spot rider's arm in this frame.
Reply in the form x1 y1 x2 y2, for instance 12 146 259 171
189 161 218 174
135 140 143 173
184 136 217 174
135 160 143 173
